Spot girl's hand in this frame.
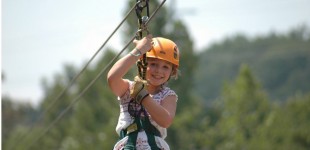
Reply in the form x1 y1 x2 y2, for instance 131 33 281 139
130 76 149 104
133 34 153 54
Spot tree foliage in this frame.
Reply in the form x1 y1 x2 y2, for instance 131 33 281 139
196 25 310 102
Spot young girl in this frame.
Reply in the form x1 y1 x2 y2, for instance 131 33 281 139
107 34 179 150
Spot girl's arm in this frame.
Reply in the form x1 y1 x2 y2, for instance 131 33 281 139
142 95 177 128
107 35 153 97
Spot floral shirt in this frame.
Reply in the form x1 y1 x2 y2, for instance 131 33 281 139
113 80 178 150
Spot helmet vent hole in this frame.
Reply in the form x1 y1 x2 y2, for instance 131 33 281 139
174 46 178 59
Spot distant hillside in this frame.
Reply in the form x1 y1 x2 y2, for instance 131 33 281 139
195 26 310 102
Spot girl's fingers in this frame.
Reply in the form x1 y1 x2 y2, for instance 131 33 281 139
146 34 153 39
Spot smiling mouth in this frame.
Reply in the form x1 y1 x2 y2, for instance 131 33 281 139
152 75 163 80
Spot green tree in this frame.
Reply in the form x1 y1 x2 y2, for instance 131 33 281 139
62 49 119 150
2 97 37 149
253 94 310 150
196 25 310 102
206 65 270 150
26 65 77 149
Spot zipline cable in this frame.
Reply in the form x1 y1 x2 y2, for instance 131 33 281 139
22 1 166 149
8 3 138 150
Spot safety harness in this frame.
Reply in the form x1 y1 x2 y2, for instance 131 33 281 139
119 104 161 150
117 1 161 149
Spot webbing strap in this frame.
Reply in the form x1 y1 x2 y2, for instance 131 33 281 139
123 118 140 150
120 117 160 150
142 118 160 150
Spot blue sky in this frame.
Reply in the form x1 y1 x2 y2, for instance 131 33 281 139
2 0 310 105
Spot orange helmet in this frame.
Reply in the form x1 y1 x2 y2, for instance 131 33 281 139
146 37 179 67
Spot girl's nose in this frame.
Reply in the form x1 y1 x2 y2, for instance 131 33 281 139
154 65 160 73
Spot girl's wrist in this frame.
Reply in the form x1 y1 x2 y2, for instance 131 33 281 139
129 48 142 57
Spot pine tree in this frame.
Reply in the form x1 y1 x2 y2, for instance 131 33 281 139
209 64 270 149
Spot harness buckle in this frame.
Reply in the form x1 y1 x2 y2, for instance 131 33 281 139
126 123 138 134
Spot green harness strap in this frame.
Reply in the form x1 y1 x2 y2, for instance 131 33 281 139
123 117 140 150
121 117 160 150
141 116 160 150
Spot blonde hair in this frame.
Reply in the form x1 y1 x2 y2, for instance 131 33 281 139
170 65 180 80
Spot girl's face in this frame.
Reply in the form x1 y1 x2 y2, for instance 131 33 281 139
146 58 173 87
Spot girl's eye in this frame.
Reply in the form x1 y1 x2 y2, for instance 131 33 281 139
163 65 169 69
